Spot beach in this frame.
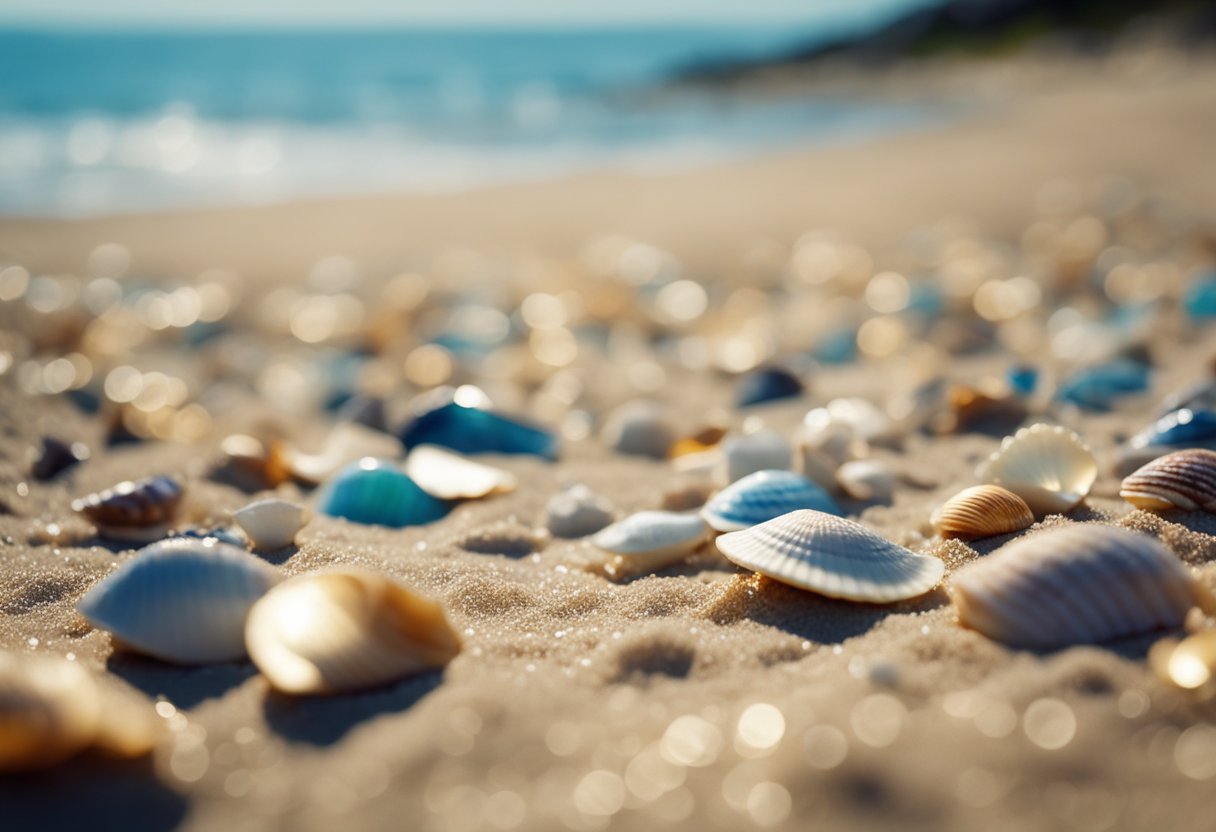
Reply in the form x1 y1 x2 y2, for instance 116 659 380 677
4 47 1216 832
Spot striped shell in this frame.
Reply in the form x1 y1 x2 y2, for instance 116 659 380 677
701 470 840 532
978 424 1096 516
593 511 707 577
245 569 461 695
1120 449 1216 512
233 498 310 551
71 475 183 541
949 525 1198 648
77 537 281 664
715 510 945 603
934 485 1034 541
404 444 517 500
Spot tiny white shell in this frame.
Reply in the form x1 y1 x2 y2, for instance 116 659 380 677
546 484 614 539
593 511 707 576
836 459 896 502
719 430 792 483
0 651 100 772
715 509 944 603
284 423 405 485
602 401 675 459
977 423 1097 516
77 537 281 664
234 498 310 551
404 444 517 500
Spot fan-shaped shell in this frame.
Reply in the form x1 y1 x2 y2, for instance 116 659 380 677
233 498 310 551
1120 449 1216 512
316 457 449 528
715 510 944 603
593 511 707 577
404 444 517 500
949 525 1199 648
546 484 614 539
245 569 461 695
977 424 1096 516
934 485 1034 541
720 430 792 483
0 651 100 772
77 537 281 664
71 475 183 541
702 470 840 532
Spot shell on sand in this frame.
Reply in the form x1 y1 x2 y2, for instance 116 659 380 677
283 423 405 485
245 569 462 695
977 423 1097 516
71 475 183 542
77 537 281 664
593 511 707 578
836 459 896 502
315 457 449 528
715 509 944 603
949 525 1199 648
0 651 100 772
233 498 310 551
702 470 840 533
1120 449 1216 512
720 430 792 484
546 484 614 539
404 444 518 501
934 485 1034 541
601 401 675 459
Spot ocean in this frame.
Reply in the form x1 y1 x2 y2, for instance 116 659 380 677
0 25 936 217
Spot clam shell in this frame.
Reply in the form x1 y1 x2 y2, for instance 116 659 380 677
1120 449 1216 512
593 511 707 576
284 423 405 485
720 430 792 483
245 569 461 695
836 459 896 502
546 484 614 539
949 525 1198 648
233 498 310 551
934 485 1034 541
77 537 281 664
404 444 517 500
0 651 100 772
602 401 674 459
977 423 1097 516
71 475 183 541
702 470 840 532
316 457 449 528
715 510 944 603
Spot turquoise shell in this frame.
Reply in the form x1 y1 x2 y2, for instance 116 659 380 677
701 469 841 532
316 458 449 528
399 388 558 460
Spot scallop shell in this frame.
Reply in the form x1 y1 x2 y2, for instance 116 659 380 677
715 510 944 603
720 430 792 483
233 498 310 551
949 525 1199 648
836 459 896 502
316 457 449 528
593 511 707 577
0 651 100 772
77 537 281 664
702 470 840 532
283 423 405 485
602 401 674 459
404 444 517 500
245 569 461 695
71 475 183 542
977 423 1097 516
933 485 1034 541
546 484 614 539
1120 449 1216 512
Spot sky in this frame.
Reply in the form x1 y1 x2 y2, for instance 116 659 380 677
0 0 931 29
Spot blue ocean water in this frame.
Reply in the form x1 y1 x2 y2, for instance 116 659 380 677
0 26 937 217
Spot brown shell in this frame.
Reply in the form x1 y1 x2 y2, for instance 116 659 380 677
934 485 1034 541
71 475 183 528
1120 449 1216 512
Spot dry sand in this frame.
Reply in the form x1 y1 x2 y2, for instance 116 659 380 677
3 53 1216 832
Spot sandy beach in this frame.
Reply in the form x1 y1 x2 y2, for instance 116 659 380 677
4 47 1216 832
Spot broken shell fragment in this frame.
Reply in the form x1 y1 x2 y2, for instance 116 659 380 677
404 444 517 501
233 498 310 551
934 485 1034 541
71 474 183 542
1120 449 1216 512
977 423 1097 516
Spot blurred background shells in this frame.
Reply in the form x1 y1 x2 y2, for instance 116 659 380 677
702 469 840 532
0 651 100 772
601 400 675 459
233 498 310 551
836 459 896 502
978 423 1096 516
399 386 559 460
30 436 89 481
315 458 449 528
546 484 614 539
1121 449 1216 512
735 364 804 407
404 445 517 500
71 474 184 541
282 422 404 485
1151 629 1216 693
933 484 1034 541
720 429 792 483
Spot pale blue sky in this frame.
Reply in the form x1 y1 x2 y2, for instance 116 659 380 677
0 0 930 28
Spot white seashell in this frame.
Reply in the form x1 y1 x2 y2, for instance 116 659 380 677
836 459 896 502
804 398 892 444
0 651 100 772
593 511 707 577
234 498 310 551
601 401 674 459
77 537 281 664
546 484 614 539
715 510 944 603
404 444 517 500
283 423 404 485
719 430 792 483
245 569 462 695
702 470 840 532
950 525 1199 648
977 423 1097 516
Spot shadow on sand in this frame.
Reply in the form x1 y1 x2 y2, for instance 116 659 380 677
107 653 257 708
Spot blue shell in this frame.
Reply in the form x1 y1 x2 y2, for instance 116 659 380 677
316 458 449 528
400 389 558 460
1006 365 1038 397
1130 408 1216 449
1184 274 1216 320
736 366 804 408
1055 359 1150 412
701 470 841 532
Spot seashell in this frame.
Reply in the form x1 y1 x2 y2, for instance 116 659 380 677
404 444 517 500
720 430 792 483
796 442 841 495
715 510 944 603
316 458 448 528
1120 449 1216 512
546 484 614 538
245 569 461 695
805 398 892 444
934 383 1027 434
283 422 404 485
702 470 840 532
796 419 859 467
210 434 291 492
668 424 728 460
0 651 100 772
1150 629 1216 690
71 475 183 542
977 423 1097 516
736 365 804 407
593 511 707 577
1007 365 1038 396
601 401 674 459
30 436 89 481
399 385 558 460
336 394 389 433
1055 359 1150 412
1184 273 1216 320
836 459 896 502
1159 380 1216 419
1129 408 1216 451
77 537 280 664
933 485 1034 541
233 498 310 551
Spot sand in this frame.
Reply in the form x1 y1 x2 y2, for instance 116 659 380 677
3 50 1216 832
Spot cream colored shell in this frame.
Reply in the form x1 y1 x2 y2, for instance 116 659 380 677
404 444 517 500
977 423 1097 515
934 485 1034 541
234 498 310 551
592 511 708 578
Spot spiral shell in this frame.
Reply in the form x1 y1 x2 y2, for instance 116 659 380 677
1120 449 1216 512
934 485 1034 541
977 424 1097 516
949 525 1199 648
701 469 840 532
71 475 183 542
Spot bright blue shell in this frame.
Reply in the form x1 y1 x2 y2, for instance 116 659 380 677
1184 274 1216 320
1130 408 1216 449
316 458 449 528
1055 359 1150 412
400 393 558 460
702 469 841 532
736 366 804 408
